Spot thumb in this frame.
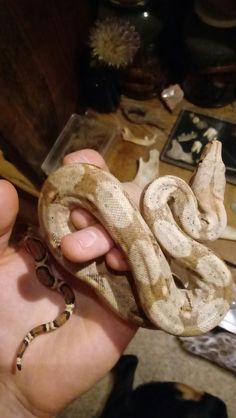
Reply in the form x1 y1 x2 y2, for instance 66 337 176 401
0 180 19 253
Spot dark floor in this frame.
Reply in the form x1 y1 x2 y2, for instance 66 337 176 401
58 329 236 418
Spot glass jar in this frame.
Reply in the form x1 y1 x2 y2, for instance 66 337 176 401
180 0 236 107
96 0 169 99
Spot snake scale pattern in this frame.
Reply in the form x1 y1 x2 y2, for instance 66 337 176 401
16 140 233 370
16 235 75 370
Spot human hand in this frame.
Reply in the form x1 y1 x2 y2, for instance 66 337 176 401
0 150 140 418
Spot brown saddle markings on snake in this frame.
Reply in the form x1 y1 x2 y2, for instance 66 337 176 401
16 234 75 371
16 140 233 370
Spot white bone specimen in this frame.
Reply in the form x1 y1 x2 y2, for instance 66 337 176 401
177 132 197 142
133 149 160 189
203 128 218 141
166 140 194 164
191 140 203 154
121 127 157 147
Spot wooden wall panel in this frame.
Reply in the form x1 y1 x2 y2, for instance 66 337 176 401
0 0 94 183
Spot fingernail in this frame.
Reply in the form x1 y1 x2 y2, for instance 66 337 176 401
75 230 97 249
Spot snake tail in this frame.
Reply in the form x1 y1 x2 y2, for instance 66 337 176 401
16 234 76 371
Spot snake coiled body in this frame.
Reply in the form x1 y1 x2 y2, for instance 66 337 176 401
17 140 233 369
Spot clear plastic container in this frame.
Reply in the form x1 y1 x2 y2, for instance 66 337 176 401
41 114 118 175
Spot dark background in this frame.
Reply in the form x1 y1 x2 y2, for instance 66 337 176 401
1 0 234 184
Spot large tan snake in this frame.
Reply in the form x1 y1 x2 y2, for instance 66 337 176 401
16 140 233 370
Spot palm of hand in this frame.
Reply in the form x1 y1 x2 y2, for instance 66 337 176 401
0 152 137 418
0 242 134 416
0 239 136 416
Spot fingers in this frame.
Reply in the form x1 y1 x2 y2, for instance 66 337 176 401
61 224 114 263
60 149 141 271
105 248 130 271
0 180 19 253
62 206 130 271
63 148 109 171
70 208 97 229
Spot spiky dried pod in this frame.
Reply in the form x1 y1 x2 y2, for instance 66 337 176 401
89 17 140 68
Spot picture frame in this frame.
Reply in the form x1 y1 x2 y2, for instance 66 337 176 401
160 109 236 185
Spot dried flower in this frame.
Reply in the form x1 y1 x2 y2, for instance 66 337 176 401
89 17 140 69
